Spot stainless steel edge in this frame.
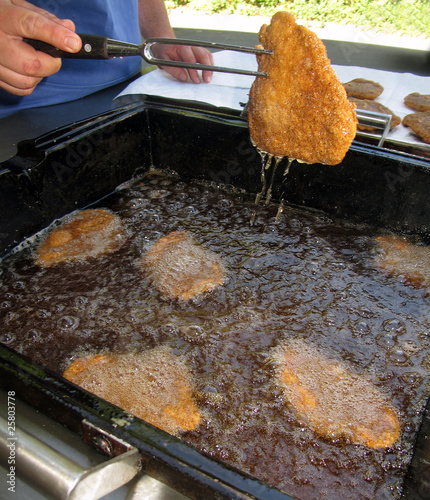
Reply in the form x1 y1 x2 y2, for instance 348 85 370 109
0 415 140 500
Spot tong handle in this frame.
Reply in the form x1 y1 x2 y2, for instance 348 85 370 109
23 34 111 59
23 33 271 76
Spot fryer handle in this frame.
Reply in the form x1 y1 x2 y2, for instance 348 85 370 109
0 415 140 500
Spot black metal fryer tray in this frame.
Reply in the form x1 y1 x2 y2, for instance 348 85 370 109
0 101 429 499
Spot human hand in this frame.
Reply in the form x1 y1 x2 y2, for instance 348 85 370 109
0 0 82 95
153 42 214 84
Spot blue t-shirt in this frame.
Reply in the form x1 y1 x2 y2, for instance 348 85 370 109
0 0 142 117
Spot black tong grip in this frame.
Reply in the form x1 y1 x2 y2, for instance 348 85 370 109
23 34 110 59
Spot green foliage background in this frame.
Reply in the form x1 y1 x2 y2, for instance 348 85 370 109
166 0 430 37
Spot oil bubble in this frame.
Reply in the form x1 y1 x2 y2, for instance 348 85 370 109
36 309 51 319
25 329 42 342
383 319 407 335
196 385 224 406
388 349 409 365
419 331 430 341
179 325 205 343
58 315 80 331
353 321 370 337
0 332 16 344
217 198 232 208
54 303 66 313
201 384 218 394
377 369 395 382
4 311 19 324
358 308 374 319
400 371 423 388
233 307 258 321
160 323 178 335
376 333 397 349
181 205 199 215
128 198 149 209
147 189 170 199
74 296 88 310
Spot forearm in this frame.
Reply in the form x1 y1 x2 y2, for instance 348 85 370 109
138 0 175 39
137 0 213 84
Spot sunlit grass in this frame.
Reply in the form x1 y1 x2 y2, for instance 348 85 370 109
166 0 430 37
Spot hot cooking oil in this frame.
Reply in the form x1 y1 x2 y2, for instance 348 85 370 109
0 171 429 500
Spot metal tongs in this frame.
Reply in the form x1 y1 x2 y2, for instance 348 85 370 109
24 33 272 77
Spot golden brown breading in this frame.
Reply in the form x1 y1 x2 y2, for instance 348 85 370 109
63 347 201 435
402 111 430 144
375 235 430 288
348 97 401 131
248 11 357 165
343 78 384 99
404 92 430 112
273 340 400 449
36 208 125 267
141 231 226 300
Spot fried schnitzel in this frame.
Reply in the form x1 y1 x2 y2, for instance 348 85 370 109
404 93 430 112
248 12 357 165
343 78 384 100
375 235 430 288
348 97 401 130
272 339 400 448
36 208 125 267
141 231 226 301
403 111 430 144
63 347 201 435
